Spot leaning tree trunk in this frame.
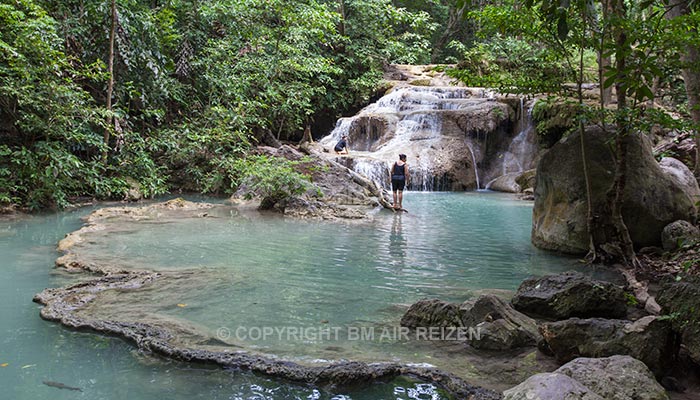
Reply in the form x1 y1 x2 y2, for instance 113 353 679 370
103 0 117 163
666 1 700 177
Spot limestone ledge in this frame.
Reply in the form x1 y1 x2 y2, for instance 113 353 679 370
36 198 499 399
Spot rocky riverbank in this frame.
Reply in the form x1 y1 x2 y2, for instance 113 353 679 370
400 269 700 399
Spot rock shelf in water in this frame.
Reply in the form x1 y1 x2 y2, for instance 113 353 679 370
33 199 500 399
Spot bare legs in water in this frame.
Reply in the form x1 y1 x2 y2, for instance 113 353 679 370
392 189 403 210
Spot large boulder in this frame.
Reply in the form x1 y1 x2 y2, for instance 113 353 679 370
486 172 521 193
400 298 462 328
555 356 669 400
511 271 627 320
515 169 537 192
539 316 675 376
502 373 604 400
658 157 700 203
656 276 700 365
661 220 700 251
461 294 541 350
532 126 697 254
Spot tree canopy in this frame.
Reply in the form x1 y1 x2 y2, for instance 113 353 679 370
1 0 698 214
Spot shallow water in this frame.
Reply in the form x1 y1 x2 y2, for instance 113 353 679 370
1 192 594 399
0 203 448 400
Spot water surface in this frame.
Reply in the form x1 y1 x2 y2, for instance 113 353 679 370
1 192 592 399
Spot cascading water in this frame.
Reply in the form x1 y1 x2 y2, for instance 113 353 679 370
467 144 481 190
319 86 502 191
500 103 538 176
319 84 540 193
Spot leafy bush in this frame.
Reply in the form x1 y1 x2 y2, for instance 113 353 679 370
233 155 315 209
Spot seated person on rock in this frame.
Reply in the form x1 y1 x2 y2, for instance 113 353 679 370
334 135 349 155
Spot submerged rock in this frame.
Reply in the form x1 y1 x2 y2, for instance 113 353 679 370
532 126 697 254
555 356 669 400
511 271 627 320
656 276 700 365
539 316 675 376
38 199 502 399
502 372 604 400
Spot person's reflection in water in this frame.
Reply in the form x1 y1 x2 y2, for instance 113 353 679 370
389 213 407 265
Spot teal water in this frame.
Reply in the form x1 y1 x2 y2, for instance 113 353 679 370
0 203 448 400
1 192 588 399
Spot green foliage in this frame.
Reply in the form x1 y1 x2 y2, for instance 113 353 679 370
1 0 444 210
446 35 581 94
623 291 639 307
531 97 580 147
234 155 316 209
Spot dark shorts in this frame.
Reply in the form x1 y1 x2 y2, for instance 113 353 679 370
334 146 344 152
391 176 405 191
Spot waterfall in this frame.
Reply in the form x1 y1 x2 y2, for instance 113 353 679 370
318 85 522 192
501 103 538 175
467 144 480 189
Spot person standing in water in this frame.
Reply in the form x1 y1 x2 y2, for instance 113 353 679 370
391 154 409 210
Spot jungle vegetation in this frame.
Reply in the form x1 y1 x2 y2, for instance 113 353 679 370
1 0 698 233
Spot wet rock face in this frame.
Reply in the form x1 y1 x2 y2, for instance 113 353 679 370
538 316 675 376
511 272 628 320
318 86 525 191
656 276 700 365
532 126 698 254
555 356 669 400
502 372 604 400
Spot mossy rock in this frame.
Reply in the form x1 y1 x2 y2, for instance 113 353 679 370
409 79 432 86
531 99 579 149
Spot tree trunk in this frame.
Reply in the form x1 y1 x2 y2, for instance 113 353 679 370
666 0 700 177
103 0 117 163
604 0 638 267
597 0 613 106
431 1 467 63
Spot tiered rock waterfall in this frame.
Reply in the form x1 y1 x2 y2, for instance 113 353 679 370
318 85 538 192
